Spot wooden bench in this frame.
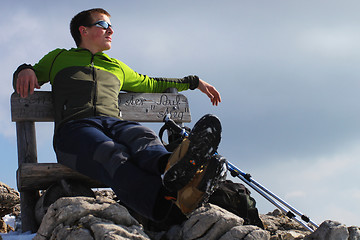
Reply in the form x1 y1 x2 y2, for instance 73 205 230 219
11 89 191 233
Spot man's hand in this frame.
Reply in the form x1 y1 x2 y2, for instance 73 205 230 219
16 68 40 98
197 79 221 106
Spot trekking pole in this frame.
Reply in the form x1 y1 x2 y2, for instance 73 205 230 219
162 114 318 231
227 162 319 231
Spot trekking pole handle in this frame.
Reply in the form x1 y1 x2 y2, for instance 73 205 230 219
163 114 188 137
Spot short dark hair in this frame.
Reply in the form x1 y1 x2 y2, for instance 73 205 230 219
70 8 111 47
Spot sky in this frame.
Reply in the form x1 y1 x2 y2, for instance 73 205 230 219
1 0 360 227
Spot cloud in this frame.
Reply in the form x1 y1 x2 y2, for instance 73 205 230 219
241 140 360 226
298 27 360 59
285 190 307 200
0 6 71 140
0 11 39 139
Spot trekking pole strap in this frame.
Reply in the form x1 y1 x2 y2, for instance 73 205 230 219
163 114 189 137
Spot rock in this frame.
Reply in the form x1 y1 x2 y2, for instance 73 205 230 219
163 203 269 240
0 219 6 233
162 225 183 240
34 196 150 240
269 230 308 240
261 209 312 233
94 189 118 200
0 218 14 233
260 209 311 240
49 215 150 240
51 223 93 239
348 226 360 240
36 196 349 240
303 223 360 240
0 182 19 233
1 184 357 240
181 204 244 240
304 220 349 240
0 181 20 217
260 209 312 239
35 179 96 225
219 225 270 240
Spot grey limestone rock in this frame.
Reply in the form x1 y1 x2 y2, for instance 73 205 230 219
181 204 245 240
348 226 360 240
33 196 149 240
0 181 20 217
304 220 349 240
0 185 357 240
219 225 270 240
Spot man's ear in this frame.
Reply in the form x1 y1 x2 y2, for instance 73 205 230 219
79 26 87 36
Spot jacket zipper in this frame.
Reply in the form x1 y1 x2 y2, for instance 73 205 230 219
91 55 97 115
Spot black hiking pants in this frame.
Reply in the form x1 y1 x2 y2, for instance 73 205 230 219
53 116 172 220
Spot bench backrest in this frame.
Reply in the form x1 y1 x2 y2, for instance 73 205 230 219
11 89 191 189
11 91 191 123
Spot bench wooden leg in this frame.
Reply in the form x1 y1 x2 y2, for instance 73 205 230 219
16 121 39 232
20 190 40 233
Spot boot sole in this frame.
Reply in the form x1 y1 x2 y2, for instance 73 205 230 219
176 154 227 215
163 114 222 191
197 154 227 204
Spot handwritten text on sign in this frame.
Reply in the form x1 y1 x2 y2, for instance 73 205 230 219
119 93 190 121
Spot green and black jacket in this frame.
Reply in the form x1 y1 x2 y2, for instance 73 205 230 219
13 48 199 130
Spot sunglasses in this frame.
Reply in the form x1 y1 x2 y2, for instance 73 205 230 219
91 20 112 30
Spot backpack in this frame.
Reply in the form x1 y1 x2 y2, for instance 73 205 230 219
208 179 264 229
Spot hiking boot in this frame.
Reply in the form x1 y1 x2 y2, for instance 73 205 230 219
163 114 222 191
175 154 227 214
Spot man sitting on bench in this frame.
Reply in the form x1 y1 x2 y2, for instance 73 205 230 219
13 8 224 222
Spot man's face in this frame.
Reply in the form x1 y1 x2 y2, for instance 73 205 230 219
82 13 113 53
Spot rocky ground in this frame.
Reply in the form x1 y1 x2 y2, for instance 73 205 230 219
0 182 19 234
1 181 359 240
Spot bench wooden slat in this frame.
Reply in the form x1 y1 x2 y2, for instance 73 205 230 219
11 91 191 123
17 163 106 191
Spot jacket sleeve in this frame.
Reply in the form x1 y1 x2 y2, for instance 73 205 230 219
117 60 199 93
32 48 65 85
12 48 65 90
